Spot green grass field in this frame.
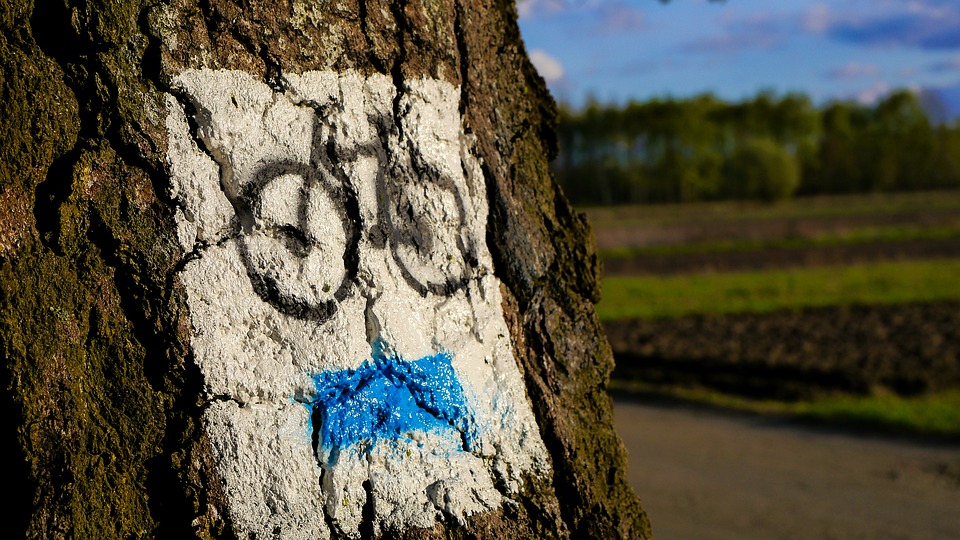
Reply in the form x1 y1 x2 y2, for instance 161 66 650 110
794 391 960 437
598 258 960 320
612 381 960 437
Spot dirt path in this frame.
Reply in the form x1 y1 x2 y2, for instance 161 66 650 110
615 399 960 540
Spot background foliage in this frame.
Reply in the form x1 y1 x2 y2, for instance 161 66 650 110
554 91 960 205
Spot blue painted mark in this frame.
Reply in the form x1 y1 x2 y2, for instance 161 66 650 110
307 340 477 464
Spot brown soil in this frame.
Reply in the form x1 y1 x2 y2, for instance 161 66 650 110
605 301 960 399
603 237 960 275
592 209 960 250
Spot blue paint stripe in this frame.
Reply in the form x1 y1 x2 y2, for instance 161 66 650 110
308 341 477 464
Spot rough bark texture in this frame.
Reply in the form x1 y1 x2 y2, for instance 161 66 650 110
0 0 651 538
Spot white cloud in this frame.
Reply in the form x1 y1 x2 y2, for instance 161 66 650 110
517 0 586 20
856 81 891 104
681 12 788 53
529 49 566 83
929 55 960 73
802 4 832 32
594 1 646 33
827 62 880 80
905 0 955 19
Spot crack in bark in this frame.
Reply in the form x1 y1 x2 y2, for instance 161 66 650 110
357 0 389 75
388 0 409 142
454 2 470 118
197 0 284 91
360 479 375 539
168 88 255 235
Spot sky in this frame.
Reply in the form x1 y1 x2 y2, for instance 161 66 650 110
517 0 960 118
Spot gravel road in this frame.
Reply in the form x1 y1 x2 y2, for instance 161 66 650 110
615 399 960 540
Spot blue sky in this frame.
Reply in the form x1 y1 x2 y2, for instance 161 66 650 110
518 0 960 116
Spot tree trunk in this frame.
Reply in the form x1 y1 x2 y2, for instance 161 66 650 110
1 0 651 538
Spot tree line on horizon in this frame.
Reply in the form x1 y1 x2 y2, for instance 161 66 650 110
553 90 960 206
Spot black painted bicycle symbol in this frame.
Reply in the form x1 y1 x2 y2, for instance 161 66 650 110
225 116 479 322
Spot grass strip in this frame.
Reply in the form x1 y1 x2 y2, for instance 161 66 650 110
794 392 960 437
611 381 960 438
598 259 960 320
599 225 960 260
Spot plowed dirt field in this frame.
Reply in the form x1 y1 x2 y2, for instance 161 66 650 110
606 301 960 399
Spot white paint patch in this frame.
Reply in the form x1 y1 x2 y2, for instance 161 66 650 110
165 69 550 539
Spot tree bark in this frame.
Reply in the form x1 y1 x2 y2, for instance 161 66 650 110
1 0 651 538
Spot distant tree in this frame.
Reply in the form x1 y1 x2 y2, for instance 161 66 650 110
553 89 960 206
816 102 864 193
871 90 936 191
723 137 800 201
932 125 960 189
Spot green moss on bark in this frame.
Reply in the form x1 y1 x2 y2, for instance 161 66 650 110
1 1 200 537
